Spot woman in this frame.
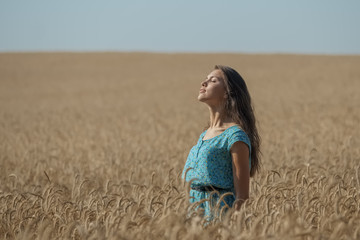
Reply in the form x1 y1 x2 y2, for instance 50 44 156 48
182 65 261 220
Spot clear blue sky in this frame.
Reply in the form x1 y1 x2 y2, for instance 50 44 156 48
1 0 359 54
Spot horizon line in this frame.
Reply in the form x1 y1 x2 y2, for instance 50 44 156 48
1 50 360 57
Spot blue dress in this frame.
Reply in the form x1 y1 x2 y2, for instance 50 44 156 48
182 125 251 220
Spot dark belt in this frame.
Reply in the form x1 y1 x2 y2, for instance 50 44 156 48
191 185 229 192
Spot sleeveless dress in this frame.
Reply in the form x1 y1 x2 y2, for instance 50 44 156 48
182 125 251 221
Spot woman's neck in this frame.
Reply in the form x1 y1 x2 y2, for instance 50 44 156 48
208 105 233 129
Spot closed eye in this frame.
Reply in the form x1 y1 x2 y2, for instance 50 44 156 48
209 76 217 82
202 76 217 85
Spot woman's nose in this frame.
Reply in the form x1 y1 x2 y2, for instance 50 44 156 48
201 81 207 87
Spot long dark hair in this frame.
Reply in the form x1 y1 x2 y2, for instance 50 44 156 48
213 65 261 177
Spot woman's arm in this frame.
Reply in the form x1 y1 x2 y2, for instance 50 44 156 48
230 141 250 211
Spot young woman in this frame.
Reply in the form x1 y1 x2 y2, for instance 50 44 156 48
182 65 261 220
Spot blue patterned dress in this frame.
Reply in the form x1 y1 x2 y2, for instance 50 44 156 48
182 125 251 220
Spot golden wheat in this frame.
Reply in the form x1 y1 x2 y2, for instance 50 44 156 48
0 52 359 239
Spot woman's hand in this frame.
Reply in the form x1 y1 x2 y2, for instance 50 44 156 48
230 141 250 211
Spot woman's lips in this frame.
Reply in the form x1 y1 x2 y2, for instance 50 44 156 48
199 89 206 93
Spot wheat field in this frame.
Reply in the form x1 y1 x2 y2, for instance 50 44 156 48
0 52 359 239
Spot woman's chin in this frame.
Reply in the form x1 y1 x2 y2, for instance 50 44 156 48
197 96 205 102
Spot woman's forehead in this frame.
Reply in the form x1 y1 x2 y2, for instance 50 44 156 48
207 69 224 79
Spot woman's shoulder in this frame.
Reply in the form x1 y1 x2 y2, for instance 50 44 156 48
227 124 246 135
226 125 251 144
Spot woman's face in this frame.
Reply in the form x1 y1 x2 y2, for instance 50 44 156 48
198 69 227 106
